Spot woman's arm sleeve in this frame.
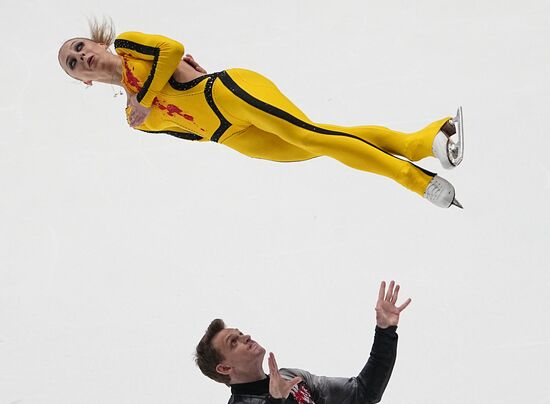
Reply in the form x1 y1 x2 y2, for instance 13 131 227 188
114 31 184 107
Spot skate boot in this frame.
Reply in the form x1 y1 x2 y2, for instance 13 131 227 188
432 106 464 169
424 175 463 209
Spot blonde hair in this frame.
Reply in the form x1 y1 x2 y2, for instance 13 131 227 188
88 17 116 46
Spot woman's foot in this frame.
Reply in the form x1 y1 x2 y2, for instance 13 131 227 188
432 107 464 169
424 175 463 209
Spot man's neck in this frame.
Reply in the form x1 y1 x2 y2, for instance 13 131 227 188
230 369 267 385
230 374 270 396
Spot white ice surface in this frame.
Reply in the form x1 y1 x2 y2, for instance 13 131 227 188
1 0 549 403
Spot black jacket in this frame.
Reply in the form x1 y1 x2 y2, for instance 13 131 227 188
228 326 398 404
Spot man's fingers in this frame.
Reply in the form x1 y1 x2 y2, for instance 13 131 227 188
271 352 280 372
289 376 302 388
397 297 412 312
269 352 280 377
268 352 276 375
391 284 400 304
378 281 386 302
386 280 395 301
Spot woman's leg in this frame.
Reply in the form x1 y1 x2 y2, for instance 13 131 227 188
320 116 450 162
221 126 319 162
215 69 437 196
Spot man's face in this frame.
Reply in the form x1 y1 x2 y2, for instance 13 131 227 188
212 328 266 380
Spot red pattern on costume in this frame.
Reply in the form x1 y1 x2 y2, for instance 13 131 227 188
121 55 206 133
122 56 142 91
290 383 315 404
153 99 191 119
152 97 206 132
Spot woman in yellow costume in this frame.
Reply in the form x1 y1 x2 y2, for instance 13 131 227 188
58 21 465 208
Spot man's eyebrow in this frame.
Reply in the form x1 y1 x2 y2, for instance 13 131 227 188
224 329 236 346
65 40 76 68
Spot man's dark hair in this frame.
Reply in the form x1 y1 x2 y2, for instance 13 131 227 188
195 318 230 385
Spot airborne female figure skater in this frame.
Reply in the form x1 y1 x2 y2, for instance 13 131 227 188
58 20 465 208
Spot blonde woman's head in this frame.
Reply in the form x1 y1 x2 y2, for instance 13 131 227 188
58 17 117 83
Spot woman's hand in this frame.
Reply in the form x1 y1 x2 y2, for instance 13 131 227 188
127 94 151 127
183 54 207 74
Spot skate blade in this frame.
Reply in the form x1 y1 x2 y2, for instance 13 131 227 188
449 106 464 166
451 198 463 209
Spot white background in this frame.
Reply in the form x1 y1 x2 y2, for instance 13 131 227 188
1 0 549 403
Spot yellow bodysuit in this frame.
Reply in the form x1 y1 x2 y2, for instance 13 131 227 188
115 31 450 196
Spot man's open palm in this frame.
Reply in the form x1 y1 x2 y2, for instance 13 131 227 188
268 352 301 399
375 281 411 328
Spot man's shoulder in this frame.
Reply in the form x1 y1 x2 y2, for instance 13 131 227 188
280 367 309 379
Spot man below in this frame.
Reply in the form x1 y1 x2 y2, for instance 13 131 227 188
195 280 411 403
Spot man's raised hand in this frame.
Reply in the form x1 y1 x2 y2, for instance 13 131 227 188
375 280 411 329
268 352 301 399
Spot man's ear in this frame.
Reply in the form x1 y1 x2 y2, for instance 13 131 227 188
216 363 232 376
99 43 108 49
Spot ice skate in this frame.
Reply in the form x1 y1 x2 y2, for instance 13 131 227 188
432 106 464 169
424 175 463 209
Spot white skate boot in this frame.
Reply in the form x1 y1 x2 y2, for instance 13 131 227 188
424 175 463 209
432 106 464 169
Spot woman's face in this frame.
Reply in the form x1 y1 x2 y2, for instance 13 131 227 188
58 38 109 83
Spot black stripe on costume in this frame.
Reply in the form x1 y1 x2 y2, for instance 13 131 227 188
204 74 231 143
138 129 203 141
169 74 212 91
217 71 435 177
114 39 160 104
